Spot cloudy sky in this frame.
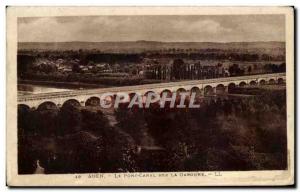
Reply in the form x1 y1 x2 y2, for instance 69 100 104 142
18 15 285 42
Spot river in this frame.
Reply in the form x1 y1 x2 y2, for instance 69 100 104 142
18 84 76 95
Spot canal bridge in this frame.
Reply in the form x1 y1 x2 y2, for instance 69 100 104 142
18 73 286 109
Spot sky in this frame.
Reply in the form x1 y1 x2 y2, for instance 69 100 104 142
18 15 285 42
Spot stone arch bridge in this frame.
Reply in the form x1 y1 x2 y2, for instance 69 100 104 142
18 73 286 109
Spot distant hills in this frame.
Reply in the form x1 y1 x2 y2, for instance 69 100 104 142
18 41 285 54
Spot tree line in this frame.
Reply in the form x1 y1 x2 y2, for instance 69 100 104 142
18 89 287 173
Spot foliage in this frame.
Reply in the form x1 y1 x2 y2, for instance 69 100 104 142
17 89 287 173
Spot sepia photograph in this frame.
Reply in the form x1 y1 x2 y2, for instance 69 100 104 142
6 6 294 186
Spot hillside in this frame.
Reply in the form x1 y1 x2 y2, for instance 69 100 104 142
18 41 285 55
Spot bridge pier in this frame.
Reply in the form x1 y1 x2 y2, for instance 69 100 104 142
225 86 229 93
213 87 217 94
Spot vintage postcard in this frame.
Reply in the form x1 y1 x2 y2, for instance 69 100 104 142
6 6 294 186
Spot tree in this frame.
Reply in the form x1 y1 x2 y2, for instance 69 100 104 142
247 66 252 74
279 63 286 72
72 64 81 73
172 59 184 80
58 104 82 136
229 64 239 76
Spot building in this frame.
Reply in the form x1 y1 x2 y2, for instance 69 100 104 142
145 59 227 80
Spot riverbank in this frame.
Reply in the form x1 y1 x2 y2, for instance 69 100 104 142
18 79 111 89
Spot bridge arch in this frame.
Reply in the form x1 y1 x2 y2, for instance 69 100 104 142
216 84 226 95
85 96 100 106
128 92 142 101
18 103 31 111
190 86 201 96
160 89 172 97
143 91 159 104
37 101 58 111
269 79 276 84
101 94 114 106
278 78 284 84
239 81 247 87
249 80 257 86
228 83 236 93
144 90 159 100
204 85 214 96
144 90 156 97
17 104 32 134
18 104 30 111
176 88 186 94
100 94 117 105
62 99 81 108
259 79 266 85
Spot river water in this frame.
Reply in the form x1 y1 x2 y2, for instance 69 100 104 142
18 84 75 95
